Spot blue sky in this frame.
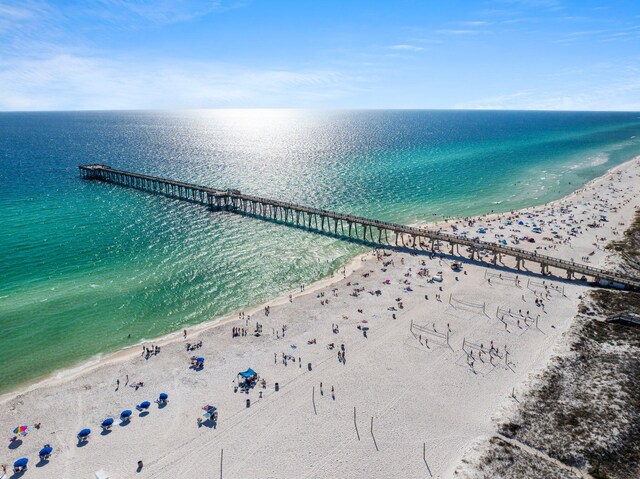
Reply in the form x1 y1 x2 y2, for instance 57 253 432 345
1 0 639 111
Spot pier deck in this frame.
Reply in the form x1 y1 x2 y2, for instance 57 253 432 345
79 164 640 291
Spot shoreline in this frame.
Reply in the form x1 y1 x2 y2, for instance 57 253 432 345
1 154 637 405
0 249 370 405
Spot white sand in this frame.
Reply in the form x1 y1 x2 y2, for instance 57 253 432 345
2 157 639 479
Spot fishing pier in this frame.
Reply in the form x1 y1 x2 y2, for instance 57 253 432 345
79 164 640 291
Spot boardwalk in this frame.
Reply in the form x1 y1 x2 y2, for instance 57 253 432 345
79 164 640 291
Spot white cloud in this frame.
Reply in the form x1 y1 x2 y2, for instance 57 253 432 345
435 29 485 35
388 44 424 52
455 21 492 26
455 77 640 111
0 54 361 110
493 0 564 11
94 0 248 25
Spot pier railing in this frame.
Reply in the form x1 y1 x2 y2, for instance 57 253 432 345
79 164 640 291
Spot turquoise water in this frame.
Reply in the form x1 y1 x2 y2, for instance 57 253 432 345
1 109 639 392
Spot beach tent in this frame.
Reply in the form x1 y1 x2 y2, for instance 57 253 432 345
238 368 257 378
101 418 114 429
39 445 53 458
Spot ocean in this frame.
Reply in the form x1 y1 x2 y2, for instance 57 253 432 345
1 109 639 393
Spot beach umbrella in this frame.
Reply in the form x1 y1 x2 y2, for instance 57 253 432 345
121 409 132 418
101 418 114 428
13 458 28 468
39 445 53 457
197 357 205 363
158 393 168 401
78 428 91 438
13 425 29 436
136 401 151 411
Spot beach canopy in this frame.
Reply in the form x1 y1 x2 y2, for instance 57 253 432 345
78 428 91 437
39 446 53 456
101 418 114 428
14 458 28 468
121 410 132 418
159 393 168 401
138 401 151 409
238 368 256 378
13 425 29 436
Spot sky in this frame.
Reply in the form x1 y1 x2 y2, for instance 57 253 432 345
0 0 639 111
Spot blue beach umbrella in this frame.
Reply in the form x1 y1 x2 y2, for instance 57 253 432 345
39 445 53 457
159 393 168 401
121 410 132 419
14 458 28 468
101 418 114 428
78 428 91 438
137 401 151 410
197 357 205 363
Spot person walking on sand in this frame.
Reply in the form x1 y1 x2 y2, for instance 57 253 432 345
183 329 187 338
116 379 120 390
137 460 143 472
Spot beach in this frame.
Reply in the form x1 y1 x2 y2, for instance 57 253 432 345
2 156 640 478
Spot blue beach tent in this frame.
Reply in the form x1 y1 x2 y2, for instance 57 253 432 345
39 445 53 458
101 418 114 428
239 368 257 378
